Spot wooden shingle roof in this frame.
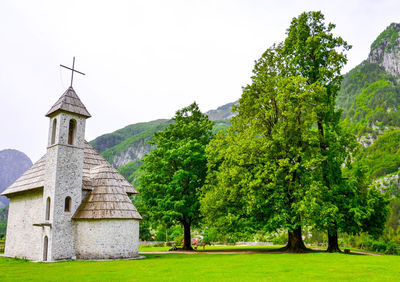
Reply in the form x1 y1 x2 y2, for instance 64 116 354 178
72 165 142 220
82 142 137 194
46 87 91 118
1 141 137 196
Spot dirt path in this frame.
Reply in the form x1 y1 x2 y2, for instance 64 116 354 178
140 249 380 256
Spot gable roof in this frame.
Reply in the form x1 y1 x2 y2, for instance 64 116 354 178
46 87 91 118
72 165 142 220
1 141 137 196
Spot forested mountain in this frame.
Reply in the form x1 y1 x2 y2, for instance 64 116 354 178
89 104 233 183
336 22 400 183
90 119 172 168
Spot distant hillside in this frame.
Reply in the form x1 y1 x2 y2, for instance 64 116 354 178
337 61 400 136
90 103 235 169
206 101 238 121
0 149 32 209
90 119 172 168
337 22 400 182
90 103 234 185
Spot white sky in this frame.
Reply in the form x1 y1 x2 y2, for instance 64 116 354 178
1 0 399 162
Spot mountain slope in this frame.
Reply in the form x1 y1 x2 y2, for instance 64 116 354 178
205 101 238 121
90 103 235 169
89 103 235 186
337 22 400 181
368 23 400 77
0 149 32 208
91 119 172 168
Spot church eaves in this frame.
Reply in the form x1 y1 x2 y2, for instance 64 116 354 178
46 87 91 118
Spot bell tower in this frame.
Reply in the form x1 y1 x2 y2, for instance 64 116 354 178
41 57 90 261
43 86 91 261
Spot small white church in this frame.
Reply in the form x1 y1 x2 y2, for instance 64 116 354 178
1 86 142 261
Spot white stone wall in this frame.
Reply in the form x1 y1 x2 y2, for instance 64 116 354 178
73 219 140 259
5 190 43 261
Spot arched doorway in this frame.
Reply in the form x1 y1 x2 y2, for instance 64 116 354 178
43 236 48 261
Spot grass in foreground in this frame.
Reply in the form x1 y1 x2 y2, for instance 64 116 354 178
1 251 399 281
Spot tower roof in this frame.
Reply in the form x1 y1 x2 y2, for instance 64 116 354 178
46 87 91 118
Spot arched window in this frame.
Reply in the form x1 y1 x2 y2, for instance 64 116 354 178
68 119 76 145
65 196 71 212
43 236 48 261
51 119 57 145
45 197 51 220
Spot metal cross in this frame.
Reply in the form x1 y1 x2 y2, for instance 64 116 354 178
60 57 85 87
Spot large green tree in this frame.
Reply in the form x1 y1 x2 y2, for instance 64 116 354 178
139 102 213 250
282 11 354 252
283 12 389 251
202 51 327 251
202 11 372 252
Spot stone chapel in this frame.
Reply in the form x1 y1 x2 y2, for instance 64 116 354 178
1 86 142 261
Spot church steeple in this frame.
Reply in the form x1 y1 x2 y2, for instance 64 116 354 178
46 87 90 148
43 86 89 260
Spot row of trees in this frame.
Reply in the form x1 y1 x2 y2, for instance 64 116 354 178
137 11 390 252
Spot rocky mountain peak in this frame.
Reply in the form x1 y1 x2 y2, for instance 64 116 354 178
368 23 400 77
0 149 32 208
205 101 238 121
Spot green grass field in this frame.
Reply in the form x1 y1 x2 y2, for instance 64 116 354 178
1 249 399 281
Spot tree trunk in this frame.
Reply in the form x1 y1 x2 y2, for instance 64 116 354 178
281 226 308 253
327 230 341 252
182 221 193 250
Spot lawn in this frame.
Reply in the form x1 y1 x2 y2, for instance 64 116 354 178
1 250 399 281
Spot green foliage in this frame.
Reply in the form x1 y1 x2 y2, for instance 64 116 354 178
202 11 361 251
0 206 7 237
340 233 399 255
202 58 327 241
202 227 220 242
384 198 400 244
356 131 400 178
118 160 143 183
138 102 213 249
212 120 230 134
105 119 230 186
336 61 400 139
283 11 350 101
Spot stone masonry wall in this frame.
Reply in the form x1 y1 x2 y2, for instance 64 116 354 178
73 219 139 259
45 112 86 260
5 190 43 261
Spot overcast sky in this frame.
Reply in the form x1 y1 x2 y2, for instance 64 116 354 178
1 0 399 162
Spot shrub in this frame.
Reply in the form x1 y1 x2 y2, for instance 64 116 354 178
385 242 400 255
